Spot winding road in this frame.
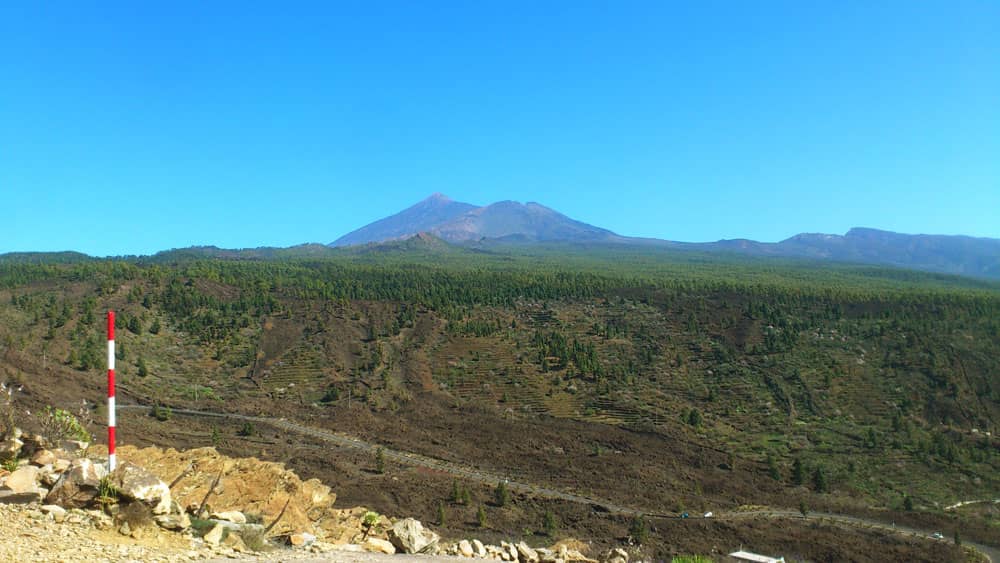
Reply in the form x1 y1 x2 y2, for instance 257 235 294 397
120 404 997 562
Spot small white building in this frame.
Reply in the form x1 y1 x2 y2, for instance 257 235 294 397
728 550 785 563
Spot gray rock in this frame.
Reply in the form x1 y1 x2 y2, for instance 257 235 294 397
388 518 441 554
154 512 191 530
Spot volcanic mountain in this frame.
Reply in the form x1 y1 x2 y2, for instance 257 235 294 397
330 193 477 247
327 194 1000 280
330 194 618 246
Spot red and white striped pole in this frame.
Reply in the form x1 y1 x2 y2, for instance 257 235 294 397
107 311 116 471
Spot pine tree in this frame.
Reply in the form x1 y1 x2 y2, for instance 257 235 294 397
791 458 805 486
543 509 557 537
477 505 487 528
812 466 828 493
767 453 781 481
375 447 385 474
628 516 648 545
495 481 509 507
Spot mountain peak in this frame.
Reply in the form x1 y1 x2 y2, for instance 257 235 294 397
424 192 452 203
330 195 477 247
331 196 618 247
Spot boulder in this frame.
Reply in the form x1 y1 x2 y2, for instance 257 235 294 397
388 518 440 554
154 512 191 530
210 510 247 524
30 449 57 466
110 461 171 515
203 523 226 545
53 458 71 473
363 537 396 554
58 440 89 454
44 458 107 509
473 539 487 558
503 541 519 562
517 541 540 563
39 466 62 487
555 544 597 563
459 539 475 557
2 465 40 494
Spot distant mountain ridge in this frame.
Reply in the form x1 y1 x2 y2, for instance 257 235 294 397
328 194 1000 279
691 227 1000 279
330 194 617 246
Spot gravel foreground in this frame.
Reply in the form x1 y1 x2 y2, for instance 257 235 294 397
0 503 470 563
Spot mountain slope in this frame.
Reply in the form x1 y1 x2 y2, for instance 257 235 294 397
431 200 618 243
330 193 477 247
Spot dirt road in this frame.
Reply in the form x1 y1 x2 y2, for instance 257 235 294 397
120 404 997 562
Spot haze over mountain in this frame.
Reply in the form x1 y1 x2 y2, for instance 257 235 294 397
329 194 1000 280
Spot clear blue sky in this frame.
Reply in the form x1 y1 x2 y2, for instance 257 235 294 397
3 1 998 256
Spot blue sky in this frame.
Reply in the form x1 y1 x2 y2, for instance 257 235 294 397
2 1 998 256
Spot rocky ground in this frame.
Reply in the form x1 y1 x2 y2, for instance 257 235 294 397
0 427 605 563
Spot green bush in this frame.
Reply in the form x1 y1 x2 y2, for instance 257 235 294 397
151 404 172 421
629 515 648 545
41 406 91 442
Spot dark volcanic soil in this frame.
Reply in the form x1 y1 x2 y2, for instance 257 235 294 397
102 388 975 563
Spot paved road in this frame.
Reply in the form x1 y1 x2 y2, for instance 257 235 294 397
120 404 997 562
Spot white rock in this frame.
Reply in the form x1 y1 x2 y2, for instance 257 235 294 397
517 541 539 563
210 511 246 524
363 537 396 554
459 539 475 557
473 539 487 557
40 504 66 522
388 518 440 554
290 532 317 547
